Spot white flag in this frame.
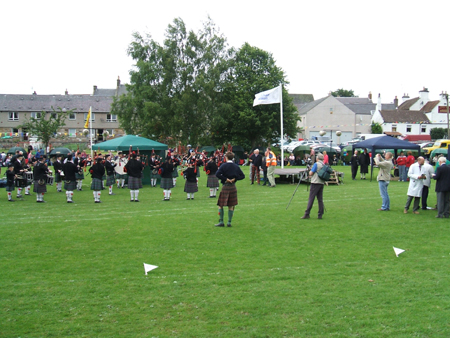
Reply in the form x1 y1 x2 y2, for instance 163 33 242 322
143 263 158 275
393 247 405 257
253 85 281 106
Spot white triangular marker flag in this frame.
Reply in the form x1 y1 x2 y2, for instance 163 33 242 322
393 247 405 257
143 263 158 275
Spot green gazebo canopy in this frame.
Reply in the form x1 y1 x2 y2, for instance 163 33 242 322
94 135 168 152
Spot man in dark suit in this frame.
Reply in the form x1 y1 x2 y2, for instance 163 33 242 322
433 157 450 218
249 149 263 185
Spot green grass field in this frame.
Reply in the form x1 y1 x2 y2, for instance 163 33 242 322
1 165 450 337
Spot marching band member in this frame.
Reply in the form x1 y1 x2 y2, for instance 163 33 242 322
6 163 16 202
74 152 86 191
104 154 117 195
53 154 64 192
160 156 174 201
23 160 33 196
183 158 198 200
34 155 50 203
90 157 105 203
63 154 77 203
114 152 128 188
205 156 219 198
171 153 180 187
13 153 26 198
124 153 144 202
149 153 160 187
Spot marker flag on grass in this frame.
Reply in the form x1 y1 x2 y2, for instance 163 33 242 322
144 263 158 275
393 247 405 257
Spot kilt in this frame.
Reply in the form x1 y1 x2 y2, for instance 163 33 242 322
172 169 179 178
6 185 15 192
64 180 77 191
90 178 103 191
160 177 174 189
207 175 219 188
184 181 198 193
55 173 62 183
106 174 115 186
115 173 127 179
128 176 142 190
150 170 160 179
75 171 85 180
33 180 47 193
217 184 238 207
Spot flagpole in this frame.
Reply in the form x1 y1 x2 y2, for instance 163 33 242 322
280 85 284 169
89 106 93 160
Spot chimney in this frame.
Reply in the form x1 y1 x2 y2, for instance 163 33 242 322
65 89 68 95
93 85 97 95
376 93 381 112
116 76 121 97
394 96 398 108
402 93 410 102
368 92 372 100
419 87 429 107
33 91 37 95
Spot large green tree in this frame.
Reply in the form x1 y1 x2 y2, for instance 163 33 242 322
111 17 231 147
18 107 70 152
331 88 355 97
215 43 299 149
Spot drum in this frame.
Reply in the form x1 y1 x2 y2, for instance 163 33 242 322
46 175 54 185
15 178 27 187
25 172 34 181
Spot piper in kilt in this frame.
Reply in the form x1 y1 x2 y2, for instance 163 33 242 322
6 164 16 202
215 151 245 227
160 156 174 200
90 157 105 203
183 159 198 200
53 155 63 192
149 154 160 187
63 154 77 203
104 154 117 195
74 152 86 191
12 153 26 198
33 155 50 203
114 152 127 188
171 154 180 187
124 153 144 202
205 156 219 198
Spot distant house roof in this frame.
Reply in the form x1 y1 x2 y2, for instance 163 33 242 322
298 96 381 115
298 96 328 115
379 109 430 124
398 97 419 110
93 84 127 97
0 94 113 113
289 94 314 112
420 100 440 113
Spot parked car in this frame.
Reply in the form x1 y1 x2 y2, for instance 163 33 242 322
423 139 450 155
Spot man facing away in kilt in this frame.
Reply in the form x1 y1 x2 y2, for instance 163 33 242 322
124 153 144 202
74 151 86 191
33 155 50 203
104 154 117 196
53 154 64 192
90 157 105 203
205 156 219 198
183 158 198 200
215 151 245 227
160 156 174 201
63 154 77 203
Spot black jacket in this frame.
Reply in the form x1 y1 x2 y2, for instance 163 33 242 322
434 164 450 192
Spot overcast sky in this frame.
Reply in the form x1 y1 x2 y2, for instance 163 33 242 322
2 0 449 104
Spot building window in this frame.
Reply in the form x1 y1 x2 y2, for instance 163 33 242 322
8 112 19 121
84 113 95 121
31 112 41 119
68 128 76 137
105 129 114 136
51 113 58 119
406 125 412 133
392 125 397 132
69 113 76 120
421 125 426 133
106 114 117 122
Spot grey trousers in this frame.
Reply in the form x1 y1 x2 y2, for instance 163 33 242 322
405 195 420 212
436 191 450 217
304 183 324 216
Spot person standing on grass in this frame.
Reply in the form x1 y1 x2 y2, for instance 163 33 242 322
374 152 393 211
205 156 219 198
404 156 426 214
160 156 174 201
5 163 16 202
396 151 407 182
104 154 117 196
421 159 435 210
405 151 415 180
350 150 359 180
433 157 450 218
215 151 245 227
359 148 370 180
183 158 198 200
63 154 77 203
249 149 262 185
34 155 50 203
125 153 144 202
301 153 325 220
265 147 277 187
90 157 105 204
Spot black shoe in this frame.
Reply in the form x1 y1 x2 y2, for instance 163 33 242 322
95 201 102 203
130 200 134 202
25 193 31 195
109 193 116 195
215 222 225 227
8 199 15 202
67 201 74 203
16 195 23 198
227 224 232 227
37 200 46 203
187 198 190 200
318 215 323 219
135 200 140 202
301 215 310 219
